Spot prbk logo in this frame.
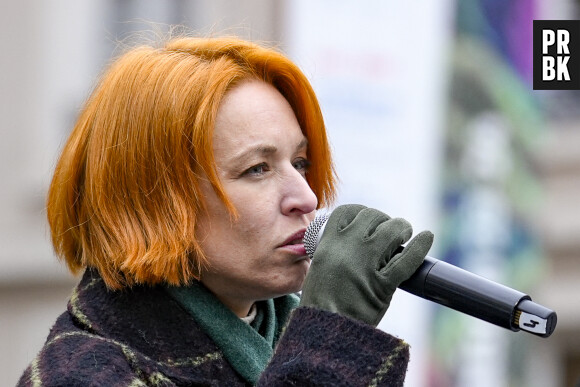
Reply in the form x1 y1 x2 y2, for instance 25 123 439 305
533 20 580 90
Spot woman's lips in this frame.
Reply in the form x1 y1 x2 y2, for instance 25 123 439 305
281 243 307 256
279 229 308 256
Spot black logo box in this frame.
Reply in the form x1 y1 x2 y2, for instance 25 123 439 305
533 20 580 90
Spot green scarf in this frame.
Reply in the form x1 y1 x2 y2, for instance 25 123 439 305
166 282 299 385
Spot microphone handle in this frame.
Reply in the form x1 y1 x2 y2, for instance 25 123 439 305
399 256 557 338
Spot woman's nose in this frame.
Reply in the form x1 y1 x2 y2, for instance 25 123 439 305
280 168 318 216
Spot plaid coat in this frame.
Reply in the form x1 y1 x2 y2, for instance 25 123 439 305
18 269 410 386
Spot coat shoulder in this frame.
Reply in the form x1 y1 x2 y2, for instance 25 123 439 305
259 306 410 387
17 312 144 386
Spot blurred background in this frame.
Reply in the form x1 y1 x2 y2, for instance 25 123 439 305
1 0 579 386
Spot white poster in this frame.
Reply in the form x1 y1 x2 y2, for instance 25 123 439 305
284 1 455 385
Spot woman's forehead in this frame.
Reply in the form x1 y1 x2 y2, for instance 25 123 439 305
212 80 305 157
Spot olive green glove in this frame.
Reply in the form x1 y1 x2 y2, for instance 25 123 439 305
299 204 434 327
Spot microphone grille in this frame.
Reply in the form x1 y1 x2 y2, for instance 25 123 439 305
304 213 329 259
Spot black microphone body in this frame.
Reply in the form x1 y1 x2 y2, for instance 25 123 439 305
399 256 556 337
304 214 557 338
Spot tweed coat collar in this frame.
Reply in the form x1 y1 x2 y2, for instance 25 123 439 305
167 282 299 385
62 268 249 385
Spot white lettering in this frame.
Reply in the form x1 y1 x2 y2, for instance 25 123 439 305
543 30 555 54
543 56 555 81
557 56 570 80
557 30 570 55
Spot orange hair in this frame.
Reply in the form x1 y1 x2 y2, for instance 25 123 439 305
47 36 336 289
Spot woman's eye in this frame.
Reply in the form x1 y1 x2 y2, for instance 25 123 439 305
293 158 311 176
243 163 269 177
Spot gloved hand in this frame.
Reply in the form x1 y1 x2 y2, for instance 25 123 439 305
299 204 434 327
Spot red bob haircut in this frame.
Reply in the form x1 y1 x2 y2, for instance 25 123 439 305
47 36 336 289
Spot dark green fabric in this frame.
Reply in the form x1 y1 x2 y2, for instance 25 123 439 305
300 204 434 326
166 282 299 385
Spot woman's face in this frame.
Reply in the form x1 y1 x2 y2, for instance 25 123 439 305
197 79 318 316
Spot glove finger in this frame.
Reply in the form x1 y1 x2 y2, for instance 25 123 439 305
356 208 391 240
329 204 368 233
369 217 413 268
378 230 434 286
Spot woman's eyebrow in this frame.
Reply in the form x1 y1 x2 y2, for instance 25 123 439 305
227 137 308 165
229 145 278 165
296 137 308 152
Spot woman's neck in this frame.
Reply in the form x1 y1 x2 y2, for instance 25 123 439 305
200 279 254 317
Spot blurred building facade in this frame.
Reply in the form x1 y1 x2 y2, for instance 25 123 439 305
0 2 285 385
0 1 579 386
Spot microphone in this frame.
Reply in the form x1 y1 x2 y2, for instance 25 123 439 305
303 213 557 338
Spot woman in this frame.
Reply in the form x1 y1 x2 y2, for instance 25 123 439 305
18 36 433 386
